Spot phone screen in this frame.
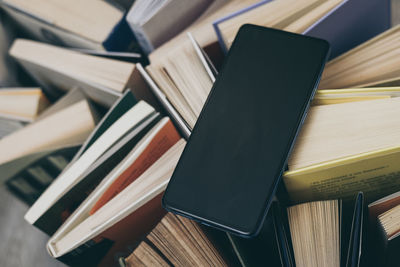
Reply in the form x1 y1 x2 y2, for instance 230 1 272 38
163 24 330 236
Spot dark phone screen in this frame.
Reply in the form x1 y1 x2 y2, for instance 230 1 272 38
163 25 330 236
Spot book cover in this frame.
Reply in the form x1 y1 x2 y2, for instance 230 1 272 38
284 146 400 204
213 0 390 58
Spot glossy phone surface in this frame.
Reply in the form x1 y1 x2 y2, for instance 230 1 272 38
163 24 330 236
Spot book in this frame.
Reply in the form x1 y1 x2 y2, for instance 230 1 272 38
71 90 138 159
374 199 400 266
305 0 391 59
0 96 98 167
126 0 213 54
368 189 400 266
214 0 345 52
283 97 400 203
46 117 179 241
147 36 213 128
364 189 400 266
369 191 400 228
89 118 181 214
72 49 142 64
138 33 212 138
5 144 80 205
288 199 341 267
320 26 400 89
213 0 390 58
136 63 191 139
123 212 228 266
0 88 49 122
47 140 186 267
24 100 157 234
313 87 400 105
149 0 263 59
35 88 90 122
287 193 364 267
0 89 88 180
0 0 137 51
122 240 170 266
22 90 158 235
9 39 159 107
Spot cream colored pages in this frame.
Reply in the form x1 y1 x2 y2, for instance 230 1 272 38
9 39 135 93
0 99 96 165
289 97 400 170
288 200 340 267
2 0 123 43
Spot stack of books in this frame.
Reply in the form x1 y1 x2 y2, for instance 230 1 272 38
2 0 400 266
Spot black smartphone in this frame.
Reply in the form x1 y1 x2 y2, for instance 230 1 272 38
163 24 330 237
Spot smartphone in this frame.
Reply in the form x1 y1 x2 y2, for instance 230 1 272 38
163 24 330 237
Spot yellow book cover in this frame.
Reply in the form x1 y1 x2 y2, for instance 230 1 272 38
284 90 400 204
283 146 400 203
312 87 400 105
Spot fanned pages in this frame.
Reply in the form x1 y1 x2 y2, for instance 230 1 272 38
127 213 227 266
320 26 400 89
124 241 169 266
288 97 400 170
288 200 340 267
147 36 213 128
9 39 136 106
